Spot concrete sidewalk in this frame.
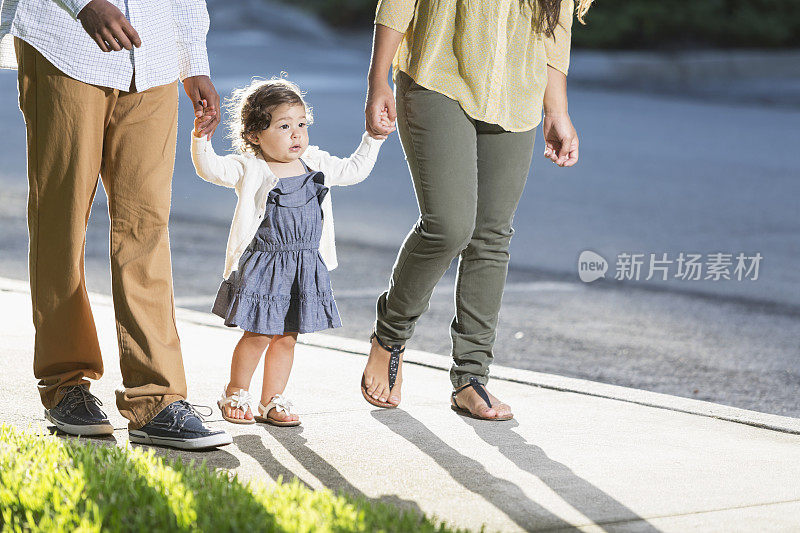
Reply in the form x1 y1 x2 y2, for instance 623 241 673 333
2 277 800 532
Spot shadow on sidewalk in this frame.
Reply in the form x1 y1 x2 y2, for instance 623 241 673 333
142 444 243 470
371 408 579 531
47 424 244 469
460 416 661 532
234 433 312 489
122 432 242 469
236 427 424 514
49 426 118 446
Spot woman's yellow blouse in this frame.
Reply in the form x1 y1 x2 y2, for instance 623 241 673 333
375 0 574 132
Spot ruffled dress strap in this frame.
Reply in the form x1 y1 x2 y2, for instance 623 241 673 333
267 165 328 208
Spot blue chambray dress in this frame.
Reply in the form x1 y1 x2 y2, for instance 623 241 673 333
212 162 342 334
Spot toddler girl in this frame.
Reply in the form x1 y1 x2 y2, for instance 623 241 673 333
191 78 391 426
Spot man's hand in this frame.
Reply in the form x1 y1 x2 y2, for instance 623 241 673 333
193 99 216 138
184 75 220 140
77 0 141 52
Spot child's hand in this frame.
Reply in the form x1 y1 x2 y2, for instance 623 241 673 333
193 99 218 139
367 109 394 140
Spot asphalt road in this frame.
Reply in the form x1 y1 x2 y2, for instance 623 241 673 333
0 16 798 416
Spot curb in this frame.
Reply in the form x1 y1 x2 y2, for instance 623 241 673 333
2 276 798 436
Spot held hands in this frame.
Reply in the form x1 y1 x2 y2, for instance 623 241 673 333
186 76 221 140
370 109 394 140
77 0 141 52
365 80 397 140
193 98 217 139
542 113 579 167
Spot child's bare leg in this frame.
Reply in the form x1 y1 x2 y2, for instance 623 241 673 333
226 330 272 420
260 331 299 422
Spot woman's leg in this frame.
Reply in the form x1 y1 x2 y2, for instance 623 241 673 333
365 71 480 405
225 330 272 420
450 121 536 417
261 332 299 423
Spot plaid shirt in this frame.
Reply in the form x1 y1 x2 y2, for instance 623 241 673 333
0 0 210 91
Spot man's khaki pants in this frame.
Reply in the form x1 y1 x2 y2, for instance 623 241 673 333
15 38 187 429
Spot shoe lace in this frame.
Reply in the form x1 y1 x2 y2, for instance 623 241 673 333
64 384 103 412
175 400 212 425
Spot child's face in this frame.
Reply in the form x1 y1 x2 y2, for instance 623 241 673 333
249 103 309 163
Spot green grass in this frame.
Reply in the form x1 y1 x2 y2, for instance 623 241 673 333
0 424 462 532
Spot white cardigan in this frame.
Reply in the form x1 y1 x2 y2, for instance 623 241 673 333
190 131 384 279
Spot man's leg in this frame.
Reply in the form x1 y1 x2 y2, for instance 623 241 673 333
100 81 187 429
15 38 108 408
449 122 535 389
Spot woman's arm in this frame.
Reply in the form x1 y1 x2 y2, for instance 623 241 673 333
543 0 574 77
542 68 579 168
365 23 405 138
541 0 579 168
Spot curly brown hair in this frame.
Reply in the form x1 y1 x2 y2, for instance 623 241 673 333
224 77 314 155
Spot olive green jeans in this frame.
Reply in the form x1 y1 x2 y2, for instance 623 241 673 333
375 70 536 388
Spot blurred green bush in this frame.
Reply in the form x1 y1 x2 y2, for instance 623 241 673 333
276 0 800 49
280 0 377 28
570 0 800 49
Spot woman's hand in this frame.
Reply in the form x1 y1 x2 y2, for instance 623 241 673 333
365 23 404 139
367 110 394 140
366 79 397 139
542 113 579 167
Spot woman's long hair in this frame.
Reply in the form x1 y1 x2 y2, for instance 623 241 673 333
534 0 594 37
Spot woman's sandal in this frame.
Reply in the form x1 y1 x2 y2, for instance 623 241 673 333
217 386 256 425
360 331 405 409
255 394 301 427
451 377 514 421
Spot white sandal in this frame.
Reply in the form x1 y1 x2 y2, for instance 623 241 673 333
217 385 256 425
255 394 300 427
